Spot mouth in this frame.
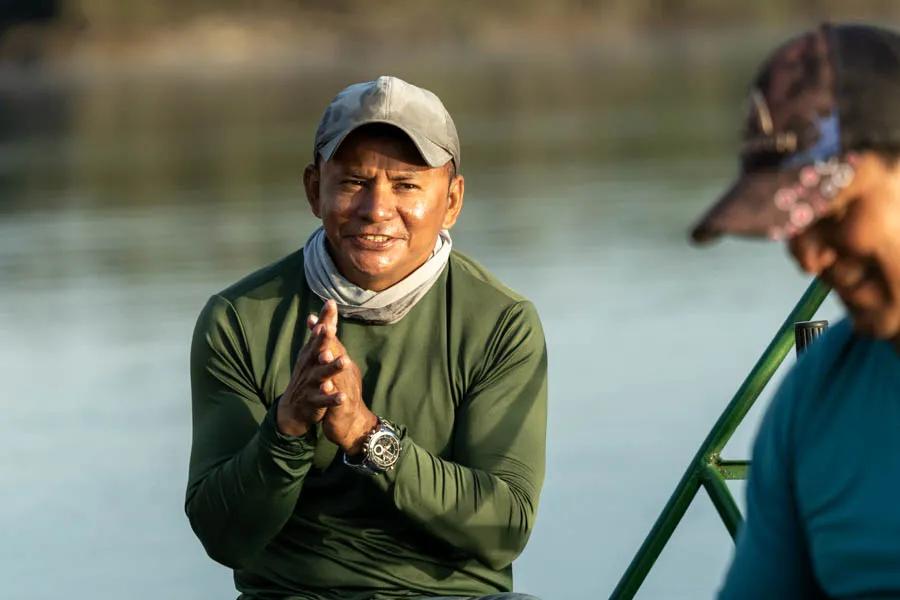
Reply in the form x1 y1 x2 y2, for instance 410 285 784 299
827 263 868 291
358 234 393 243
345 233 402 250
825 264 883 310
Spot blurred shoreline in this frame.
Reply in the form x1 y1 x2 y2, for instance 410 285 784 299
2 2 899 80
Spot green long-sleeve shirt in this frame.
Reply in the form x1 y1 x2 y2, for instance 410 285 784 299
186 248 548 599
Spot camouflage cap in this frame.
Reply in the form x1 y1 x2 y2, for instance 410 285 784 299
691 23 900 243
313 75 460 170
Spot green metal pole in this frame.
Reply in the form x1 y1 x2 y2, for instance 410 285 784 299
610 471 703 598
610 278 830 600
711 459 749 480
702 278 831 457
702 466 742 540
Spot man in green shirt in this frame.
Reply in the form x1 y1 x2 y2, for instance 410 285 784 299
186 76 547 600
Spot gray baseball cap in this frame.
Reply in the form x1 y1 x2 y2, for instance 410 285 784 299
314 75 460 170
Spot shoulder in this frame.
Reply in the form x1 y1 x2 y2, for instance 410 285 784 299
446 249 542 331
447 250 531 308
194 249 305 339
742 321 858 529
215 248 305 306
773 317 869 416
444 251 545 377
790 317 856 383
767 318 854 412
756 318 857 457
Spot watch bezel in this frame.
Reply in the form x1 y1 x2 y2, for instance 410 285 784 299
342 418 401 474
367 427 402 470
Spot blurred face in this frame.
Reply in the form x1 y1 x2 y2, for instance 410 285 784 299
788 152 900 344
304 126 464 292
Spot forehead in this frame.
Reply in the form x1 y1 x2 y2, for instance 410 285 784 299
330 125 427 169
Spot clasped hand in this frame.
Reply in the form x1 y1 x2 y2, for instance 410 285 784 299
276 300 378 455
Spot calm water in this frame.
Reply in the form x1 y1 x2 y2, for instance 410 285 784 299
1 38 845 599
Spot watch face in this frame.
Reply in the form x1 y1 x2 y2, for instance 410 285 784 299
368 430 401 470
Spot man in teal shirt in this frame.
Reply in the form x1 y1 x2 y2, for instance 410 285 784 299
186 77 547 599
692 23 900 598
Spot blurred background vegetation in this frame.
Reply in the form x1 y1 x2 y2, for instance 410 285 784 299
4 0 899 215
2 0 900 70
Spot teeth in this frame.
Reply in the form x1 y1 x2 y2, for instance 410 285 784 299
360 235 390 242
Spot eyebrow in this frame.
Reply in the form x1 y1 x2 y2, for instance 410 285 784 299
334 166 427 181
338 169 422 179
338 168 371 178
386 171 422 181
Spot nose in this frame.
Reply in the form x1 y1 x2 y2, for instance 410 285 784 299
355 179 396 223
788 229 837 275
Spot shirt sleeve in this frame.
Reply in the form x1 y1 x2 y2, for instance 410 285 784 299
185 294 317 569
370 300 548 570
718 368 823 599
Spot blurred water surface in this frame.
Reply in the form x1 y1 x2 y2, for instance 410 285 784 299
1 35 846 600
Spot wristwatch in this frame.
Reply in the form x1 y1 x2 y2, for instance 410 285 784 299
343 417 402 474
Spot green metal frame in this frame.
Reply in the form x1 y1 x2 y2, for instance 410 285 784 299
610 278 831 599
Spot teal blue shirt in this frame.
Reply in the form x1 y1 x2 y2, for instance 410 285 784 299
720 319 900 599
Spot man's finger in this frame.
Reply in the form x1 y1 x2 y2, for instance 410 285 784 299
318 300 336 326
321 300 339 335
304 325 328 350
293 327 329 373
319 350 334 364
301 329 324 355
309 357 344 380
321 379 335 394
292 329 320 368
307 313 319 330
309 391 343 408
316 319 337 340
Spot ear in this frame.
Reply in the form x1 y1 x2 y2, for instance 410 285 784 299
441 174 465 229
304 162 322 218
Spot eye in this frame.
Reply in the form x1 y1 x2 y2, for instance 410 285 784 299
341 178 366 188
395 182 420 191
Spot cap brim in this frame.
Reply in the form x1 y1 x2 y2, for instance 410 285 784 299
317 120 454 168
690 167 805 244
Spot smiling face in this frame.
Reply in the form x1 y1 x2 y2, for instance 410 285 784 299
788 151 900 343
304 125 464 292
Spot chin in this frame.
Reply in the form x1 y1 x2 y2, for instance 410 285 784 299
347 260 402 290
347 254 397 276
849 307 900 340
